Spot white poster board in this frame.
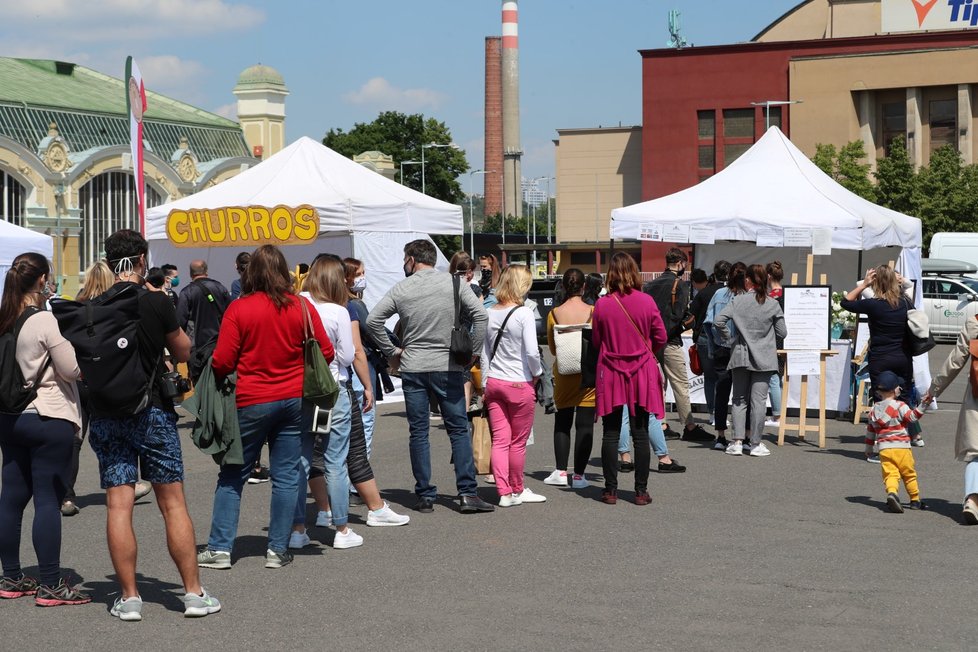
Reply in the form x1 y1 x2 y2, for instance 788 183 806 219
783 286 831 351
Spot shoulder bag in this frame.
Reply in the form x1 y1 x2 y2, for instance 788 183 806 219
904 298 936 356
300 298 340 410
450 275 474 365
552 309 593 375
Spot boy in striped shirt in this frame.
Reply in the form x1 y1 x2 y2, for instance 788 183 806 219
866 371 926 513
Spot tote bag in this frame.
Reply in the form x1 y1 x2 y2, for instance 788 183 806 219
300 299 340 410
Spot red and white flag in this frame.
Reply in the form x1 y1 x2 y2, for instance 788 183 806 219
125 56 147 235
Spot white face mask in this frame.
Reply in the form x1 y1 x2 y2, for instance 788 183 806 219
352 275 367 291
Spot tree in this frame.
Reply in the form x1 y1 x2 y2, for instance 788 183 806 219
480 200 549 238
323 111 468 202
913 145 971 249
811 141 874 201
323 110 469 256
874 135 915 215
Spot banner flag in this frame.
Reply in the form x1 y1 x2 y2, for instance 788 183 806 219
125 56 147 235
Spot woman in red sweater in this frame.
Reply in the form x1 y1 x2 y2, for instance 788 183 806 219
592 252 668 506
197 245 333 571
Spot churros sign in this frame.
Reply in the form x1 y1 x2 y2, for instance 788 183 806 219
166 205 319 248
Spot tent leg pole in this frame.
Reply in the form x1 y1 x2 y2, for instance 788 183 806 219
857 250 863 285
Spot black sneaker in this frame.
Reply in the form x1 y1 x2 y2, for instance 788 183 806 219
908 500 927 510
657 459 687 473
618 460 635 473
886 492 904 513
713 435 729 451
681 425 714 442
34 578 92 607
414 497 435 513
248 465 270 484
0 575 38 599
663 426 682 440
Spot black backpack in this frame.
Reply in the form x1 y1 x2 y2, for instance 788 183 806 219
51 284 155 418
0 307 47 415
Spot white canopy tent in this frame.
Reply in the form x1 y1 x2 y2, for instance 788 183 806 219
0 220 54 297
611 127 924 301
145 136 462 309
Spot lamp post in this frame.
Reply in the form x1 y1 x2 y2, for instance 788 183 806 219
750 99 803 130
400 160 421 185
421 142 457 195
468 169 492 256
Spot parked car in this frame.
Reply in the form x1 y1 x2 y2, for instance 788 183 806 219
921 274 978 341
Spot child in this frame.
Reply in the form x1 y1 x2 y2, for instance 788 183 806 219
865 371 926 513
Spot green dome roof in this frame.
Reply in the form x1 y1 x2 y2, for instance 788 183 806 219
235 64 286 90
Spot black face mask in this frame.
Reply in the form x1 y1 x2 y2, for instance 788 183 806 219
403 261 415 278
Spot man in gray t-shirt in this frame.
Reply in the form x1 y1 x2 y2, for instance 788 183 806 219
366 239 493 514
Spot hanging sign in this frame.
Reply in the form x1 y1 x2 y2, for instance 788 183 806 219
166 205 320 248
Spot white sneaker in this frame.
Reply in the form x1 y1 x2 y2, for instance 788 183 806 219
288 530 311 549
912 438 925 447
764 419 780 427
485 474 496 484
571 474 588 489
315 510 332 527
866 455 881 464
517 488 546 503
725 441 743 456
333 528 364 549
544 469 568 486
499 493 521 507
749 442 772 457
366 502 410 527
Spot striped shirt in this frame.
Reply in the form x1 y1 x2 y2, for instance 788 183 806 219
865 398 923 450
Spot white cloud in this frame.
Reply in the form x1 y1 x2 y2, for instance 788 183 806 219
0 0 264 42
342 77 446 111
213 103 238 120
138 55 206 92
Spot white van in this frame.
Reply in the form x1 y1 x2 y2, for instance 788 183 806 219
930 233 978 269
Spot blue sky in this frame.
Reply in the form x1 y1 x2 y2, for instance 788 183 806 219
0 0 801 193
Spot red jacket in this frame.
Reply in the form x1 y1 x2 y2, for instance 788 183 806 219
212 293 334 408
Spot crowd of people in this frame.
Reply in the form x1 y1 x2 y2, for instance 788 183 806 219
5 232 978 621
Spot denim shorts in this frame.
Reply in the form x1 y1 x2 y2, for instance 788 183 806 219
89 406 184 489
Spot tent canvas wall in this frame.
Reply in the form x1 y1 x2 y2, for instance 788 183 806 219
0 220 54 297
145 137 462 309
611 127 923 299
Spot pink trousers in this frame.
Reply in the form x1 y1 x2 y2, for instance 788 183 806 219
484 377 536 496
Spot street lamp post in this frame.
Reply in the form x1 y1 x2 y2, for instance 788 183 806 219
750 99 803 130
468 169 492 256
400 160 421 185
421 142 457 195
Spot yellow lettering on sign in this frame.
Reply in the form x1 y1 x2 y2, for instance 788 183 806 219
167 210 189 244
165 204 320 248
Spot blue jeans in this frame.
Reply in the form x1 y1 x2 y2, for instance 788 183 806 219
295 386 353 527
207 398 303 554
697 334 717 415
618 409 669 457
965 460 978 502
768 372 783 418
353 366 374 459
401 371 477 499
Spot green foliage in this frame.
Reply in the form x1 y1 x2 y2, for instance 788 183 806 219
480 203 550 238
812 141 875 201
873 136 914 215
323 111 469 203
913 145 973 247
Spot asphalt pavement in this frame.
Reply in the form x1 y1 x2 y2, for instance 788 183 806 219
4 343 976 651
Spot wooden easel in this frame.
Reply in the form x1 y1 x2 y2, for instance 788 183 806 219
776 254 836 449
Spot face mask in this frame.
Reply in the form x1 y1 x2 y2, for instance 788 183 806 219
170 276 180 288
40 284 53 299
352 275 367 291
403 262 414 278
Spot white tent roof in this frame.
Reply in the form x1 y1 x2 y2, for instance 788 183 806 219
146 136 462 239
611 127 922 251
0 220 53 266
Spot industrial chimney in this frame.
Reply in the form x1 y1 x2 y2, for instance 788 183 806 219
484 36 503 219
501 0 522 219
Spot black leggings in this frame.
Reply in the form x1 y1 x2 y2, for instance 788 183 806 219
0 413 75 586
601 406 650 493
553 406 594 475
714 350 732 433
311 384 375 485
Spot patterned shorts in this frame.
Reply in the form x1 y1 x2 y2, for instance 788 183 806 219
89 406 184 489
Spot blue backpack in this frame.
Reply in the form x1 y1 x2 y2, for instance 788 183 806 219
706 290 738 349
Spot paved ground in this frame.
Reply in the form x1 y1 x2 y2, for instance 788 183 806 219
4 343 976 651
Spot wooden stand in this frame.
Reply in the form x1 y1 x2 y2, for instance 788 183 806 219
778 255 834 448
776 349 839 448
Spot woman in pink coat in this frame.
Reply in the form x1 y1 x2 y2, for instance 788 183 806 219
592 252 668 505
